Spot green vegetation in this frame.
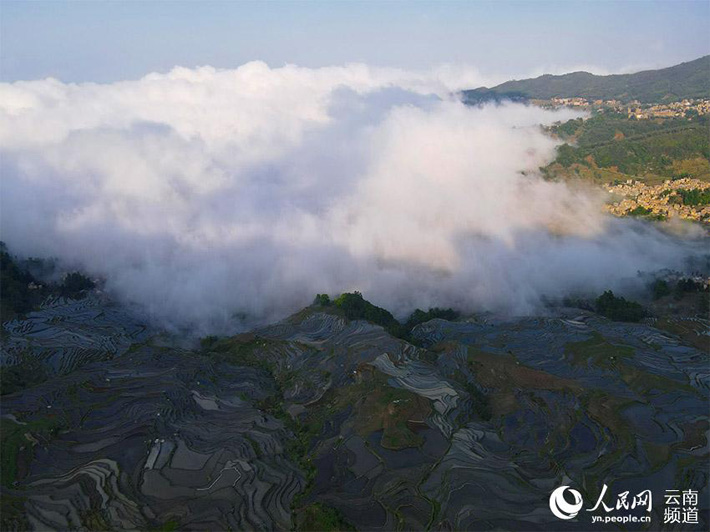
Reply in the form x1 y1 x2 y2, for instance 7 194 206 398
650 279 671 300
59 272 95 299
320 291 458 345
624 206 667 221
199 335 220 350
313 293 331 306
1 415 65 488
333 292 400 332
677 188 710 205
1 243 45 320
646 276 708 306
561 290 648 321
595 291 646 322
297 503 355 532
1 492 30 531
675 278 707 294
80 509 114 532
455 345 582 421
554 143 581 167
0 353 49 395
553 117 585 137
655 316 710 351
564 331 635 369
628 205 652 216
283 367 430 525
552 114 706 148
463 55 710 103
545 114 709 183
1 242 96 320
460 88 528 105
359 380 430 449
202 333 280 375
673 278 709 312
561 295 594 311
149 519 181 532
403 307 459 330
462 381 492 422
291 368 431 453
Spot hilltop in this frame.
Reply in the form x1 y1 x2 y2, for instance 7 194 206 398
463 55 710 104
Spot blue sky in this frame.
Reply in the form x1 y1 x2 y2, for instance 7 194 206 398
1 0 709 83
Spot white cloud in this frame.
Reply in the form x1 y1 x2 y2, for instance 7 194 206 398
0 63 703 332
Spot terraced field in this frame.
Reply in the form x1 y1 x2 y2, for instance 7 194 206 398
1 295 150 376
1 297 708 531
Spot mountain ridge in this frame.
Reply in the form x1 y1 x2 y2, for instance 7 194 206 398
463 55 710 103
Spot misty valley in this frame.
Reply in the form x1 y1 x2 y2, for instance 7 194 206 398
1 239 708 531
1 40 709 532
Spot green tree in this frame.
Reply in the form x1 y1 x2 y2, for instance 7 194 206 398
650 280 671 300
313 294 331 306
595 291 646 322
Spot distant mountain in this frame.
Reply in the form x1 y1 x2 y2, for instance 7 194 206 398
463 55 710 104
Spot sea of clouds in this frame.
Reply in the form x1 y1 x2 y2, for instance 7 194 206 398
0 62 705 332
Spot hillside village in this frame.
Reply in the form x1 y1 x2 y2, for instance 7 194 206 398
543 97 710 119
535 91 710 226
605 178 710 222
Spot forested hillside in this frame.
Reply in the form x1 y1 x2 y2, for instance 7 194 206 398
463 55 710 103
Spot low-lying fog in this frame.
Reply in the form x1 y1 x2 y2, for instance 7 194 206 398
1 62 706 332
